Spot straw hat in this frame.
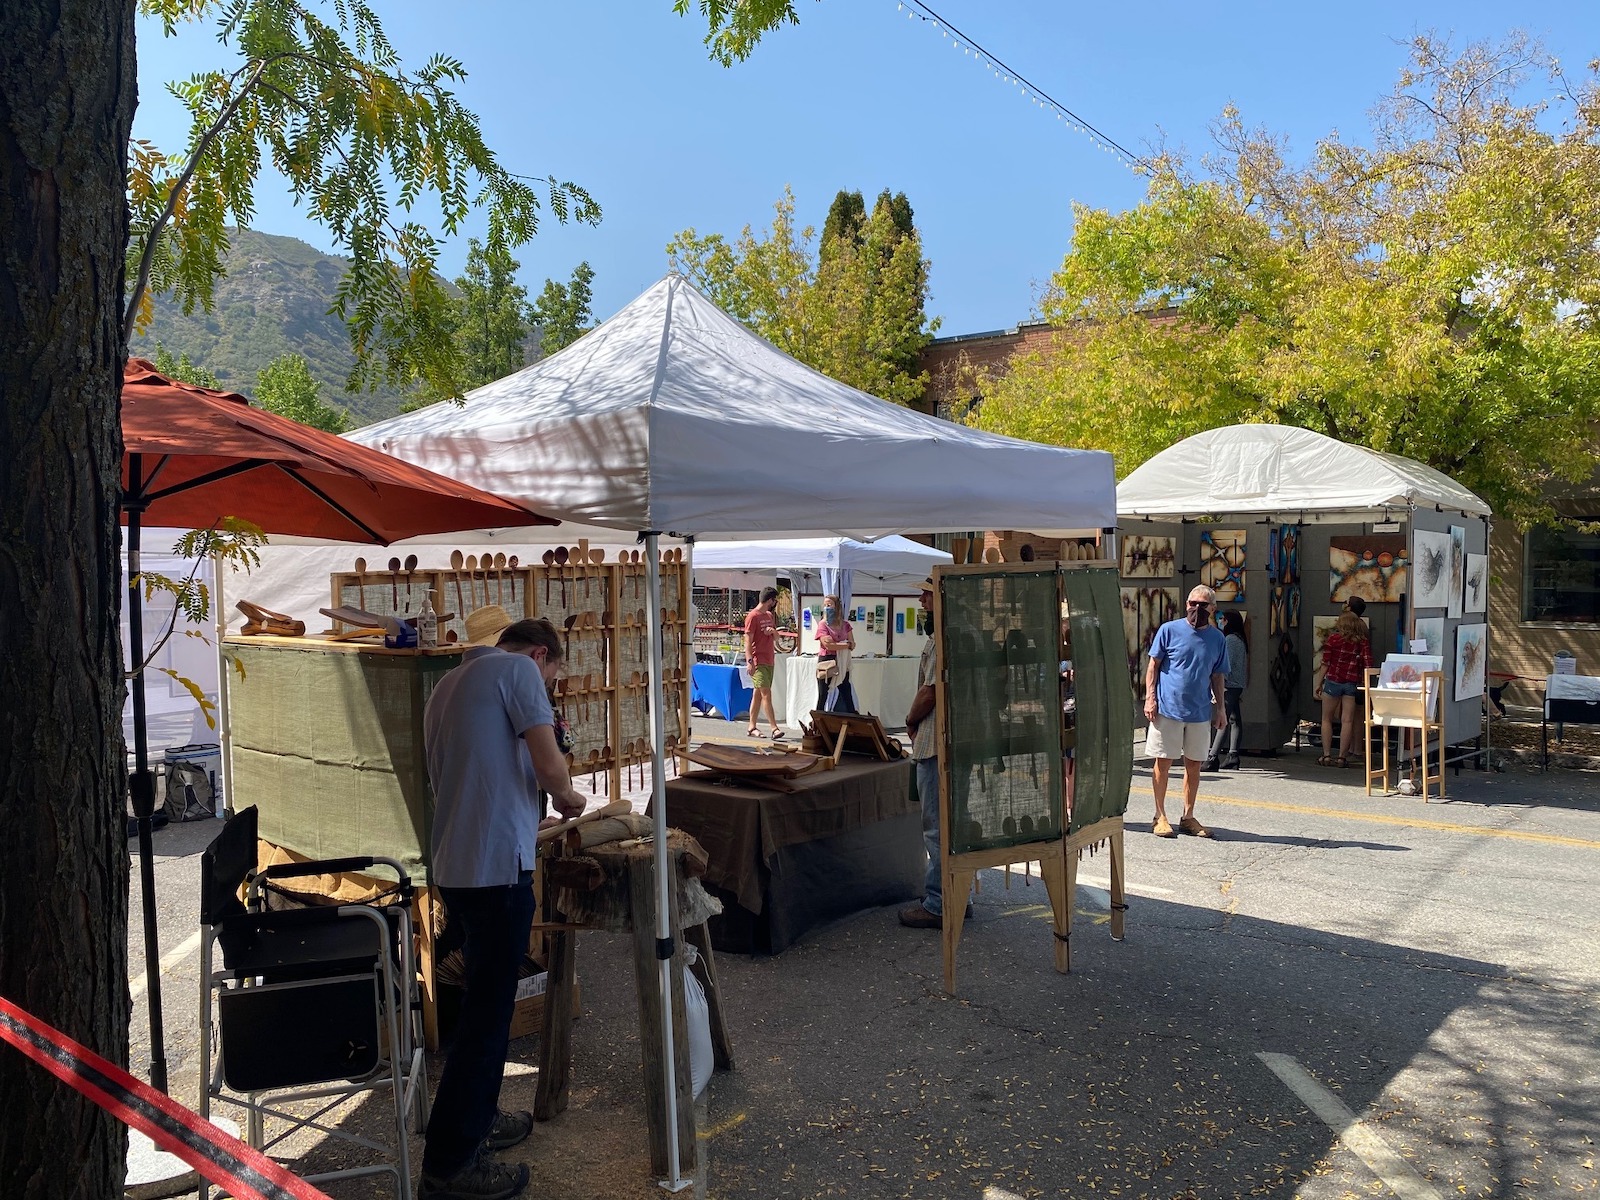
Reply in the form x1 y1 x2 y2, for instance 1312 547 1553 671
464 604 516 647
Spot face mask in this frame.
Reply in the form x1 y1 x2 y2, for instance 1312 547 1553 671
824 606 836 617
1186 604 1211 629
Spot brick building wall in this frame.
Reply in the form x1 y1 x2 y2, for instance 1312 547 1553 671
1488 520 1600 693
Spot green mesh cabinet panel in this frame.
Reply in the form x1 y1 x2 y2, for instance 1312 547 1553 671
227 643 461 883
939 569 1065 854
1062 567 1134 830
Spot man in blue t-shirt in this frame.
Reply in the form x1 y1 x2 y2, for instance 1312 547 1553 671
1143 584 1228 839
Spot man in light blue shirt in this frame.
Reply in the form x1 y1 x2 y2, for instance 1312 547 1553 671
1143 585 1228 839
420 609 582 1200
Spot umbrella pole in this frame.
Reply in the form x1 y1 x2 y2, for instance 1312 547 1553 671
125 476 170 1093
213 549 233 819
645 532 688 1191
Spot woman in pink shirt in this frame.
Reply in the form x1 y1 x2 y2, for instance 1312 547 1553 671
814 594 856 713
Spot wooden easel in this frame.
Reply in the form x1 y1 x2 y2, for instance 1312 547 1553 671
1363 667 1446 800
807 710 906 762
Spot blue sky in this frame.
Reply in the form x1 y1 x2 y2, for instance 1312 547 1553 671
132 1 1600 337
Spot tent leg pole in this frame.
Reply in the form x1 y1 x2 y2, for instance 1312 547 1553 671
646 532 690 1191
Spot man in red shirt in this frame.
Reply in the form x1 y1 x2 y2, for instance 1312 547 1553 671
743 587 783 738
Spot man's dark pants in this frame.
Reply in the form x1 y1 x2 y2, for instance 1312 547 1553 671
422 872 536 1179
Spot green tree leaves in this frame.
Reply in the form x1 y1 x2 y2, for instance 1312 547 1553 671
452 237 533 389
973 35 1600 528
530 261 596 359
255 352 350 432
667 187 938 405
128 0 600 403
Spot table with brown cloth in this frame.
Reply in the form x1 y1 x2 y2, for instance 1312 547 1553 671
654 757 923 954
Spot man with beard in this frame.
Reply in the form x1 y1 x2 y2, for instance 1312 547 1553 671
1144 584 1228 839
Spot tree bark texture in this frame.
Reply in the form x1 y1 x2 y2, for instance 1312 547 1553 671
0 3 137 1198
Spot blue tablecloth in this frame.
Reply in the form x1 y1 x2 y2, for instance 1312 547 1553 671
692 663 753 721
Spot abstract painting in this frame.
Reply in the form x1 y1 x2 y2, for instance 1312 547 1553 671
1412 616 1445 657
1121 586 1180 702
1269 584 1302 635
1412 530 1451 609
1448 526 1466 618
1268 524 1301 585
1454 622 1487 703
1463 552 1487 614
1199 528 1246 601
1120 534 1176 579
1329 534 1409 603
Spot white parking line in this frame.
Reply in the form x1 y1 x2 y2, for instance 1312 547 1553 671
1256 1052 1442 1200
130 930 202 1001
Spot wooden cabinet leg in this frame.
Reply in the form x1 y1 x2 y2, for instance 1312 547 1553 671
534 927 577 1120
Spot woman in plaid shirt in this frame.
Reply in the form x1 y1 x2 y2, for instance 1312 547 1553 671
1317 597 1373 766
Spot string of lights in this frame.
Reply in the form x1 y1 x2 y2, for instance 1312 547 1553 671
895 0 1149 174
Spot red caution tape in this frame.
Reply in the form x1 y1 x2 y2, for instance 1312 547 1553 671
0 995 331 1200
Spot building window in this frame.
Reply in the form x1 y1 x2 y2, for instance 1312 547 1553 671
1523 525 1600 624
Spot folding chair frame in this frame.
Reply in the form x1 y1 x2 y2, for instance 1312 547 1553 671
197 831 429 1200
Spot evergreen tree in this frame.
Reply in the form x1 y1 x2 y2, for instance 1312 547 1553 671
819 190 866 261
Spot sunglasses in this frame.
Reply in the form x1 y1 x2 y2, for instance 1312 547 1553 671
1187 600 1212 610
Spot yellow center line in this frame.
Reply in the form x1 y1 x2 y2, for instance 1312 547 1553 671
698 1111 748 1140
1129 785 1600 851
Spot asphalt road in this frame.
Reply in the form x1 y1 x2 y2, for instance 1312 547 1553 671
122 748 1600 1199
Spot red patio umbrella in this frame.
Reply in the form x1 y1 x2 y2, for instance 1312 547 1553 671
120 359 555 1090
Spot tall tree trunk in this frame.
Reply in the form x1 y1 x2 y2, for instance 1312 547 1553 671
0 3 137 1198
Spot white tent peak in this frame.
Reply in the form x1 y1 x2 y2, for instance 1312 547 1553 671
351 273 1116 538
1117 424 1489 520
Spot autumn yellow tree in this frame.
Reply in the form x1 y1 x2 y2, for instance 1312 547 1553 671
974 34 1600 527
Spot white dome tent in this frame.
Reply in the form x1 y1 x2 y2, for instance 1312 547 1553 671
1116 424 1491 758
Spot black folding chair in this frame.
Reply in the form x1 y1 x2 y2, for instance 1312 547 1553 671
197 807 428 1199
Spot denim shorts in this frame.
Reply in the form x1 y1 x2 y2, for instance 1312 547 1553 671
1323 680 1359 698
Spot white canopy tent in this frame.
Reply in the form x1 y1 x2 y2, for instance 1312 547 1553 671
1118 423 1490 522
350 273 1117 1185
1116 423 1492 756
692 534 951 605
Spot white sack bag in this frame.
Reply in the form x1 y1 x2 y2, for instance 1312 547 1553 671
683 945 714 1098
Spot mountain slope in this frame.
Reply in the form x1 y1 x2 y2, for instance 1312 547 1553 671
128 228 417 425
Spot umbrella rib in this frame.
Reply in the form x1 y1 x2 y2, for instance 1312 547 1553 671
276 464 386 543
140 458 274 505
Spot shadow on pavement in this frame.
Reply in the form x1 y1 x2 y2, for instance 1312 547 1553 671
263 881 1599 1200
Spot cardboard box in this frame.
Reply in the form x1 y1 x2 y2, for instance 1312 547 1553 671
437 973 578 1045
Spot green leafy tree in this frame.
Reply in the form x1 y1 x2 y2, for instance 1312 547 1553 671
151 342 220 388
530 261 596 358
452 237 533 388
973 34 1600 528
2 3 803 1190
255 352 351 433
667 186 938 405
126 0 603 403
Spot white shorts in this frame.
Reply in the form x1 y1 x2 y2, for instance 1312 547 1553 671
1146 713 1211 762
